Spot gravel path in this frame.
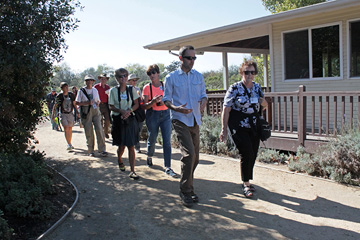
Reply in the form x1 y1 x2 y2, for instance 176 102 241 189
35 120 360 240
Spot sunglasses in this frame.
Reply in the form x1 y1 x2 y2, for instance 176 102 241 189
118 74 127 78
244 70 256 75
182 56 197 61
147 70 158 76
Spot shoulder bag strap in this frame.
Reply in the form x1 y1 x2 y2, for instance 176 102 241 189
128 85 134 106
117 86 121 110
241 82 260 115
81 88 91 101
241 82 251 99
80 88 91 115
150 83 153 101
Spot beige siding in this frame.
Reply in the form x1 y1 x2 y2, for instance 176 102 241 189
271 5 360 93
269 6 360 130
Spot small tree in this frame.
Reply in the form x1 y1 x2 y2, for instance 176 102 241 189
0 0 81 153
262 0 326 14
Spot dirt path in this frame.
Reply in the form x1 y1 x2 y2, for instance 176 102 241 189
35 120 360 240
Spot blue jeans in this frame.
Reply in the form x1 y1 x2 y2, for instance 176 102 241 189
146 109 172 168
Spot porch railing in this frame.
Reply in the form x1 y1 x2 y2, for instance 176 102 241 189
206 85 360 152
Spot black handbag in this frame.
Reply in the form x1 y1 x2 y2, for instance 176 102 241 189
127 86 146 123
258 116 271 141
134 107 145 122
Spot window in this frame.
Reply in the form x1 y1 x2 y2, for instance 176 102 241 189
350 20 360 77
283 23 341 80
284 30 309 79
312 25 340 78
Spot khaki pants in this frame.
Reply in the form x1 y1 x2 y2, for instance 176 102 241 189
82 107 106 153
99 103 111 136
172 119 200 193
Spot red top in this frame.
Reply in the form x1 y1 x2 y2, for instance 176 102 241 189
142 83 168 111
94 83 110 103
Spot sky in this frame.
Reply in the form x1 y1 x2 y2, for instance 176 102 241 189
61 0 271 73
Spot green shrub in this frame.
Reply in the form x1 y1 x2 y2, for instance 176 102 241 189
0 210 12 240
169 115 238 157
287 129 360 186
314 128 360 185
199 115 223 154
288 146 321 175
0 151 54 220
257 148 288 164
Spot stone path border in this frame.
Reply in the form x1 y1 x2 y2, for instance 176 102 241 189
36 166 79 240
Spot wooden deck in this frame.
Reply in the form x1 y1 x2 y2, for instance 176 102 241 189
206 86 360 153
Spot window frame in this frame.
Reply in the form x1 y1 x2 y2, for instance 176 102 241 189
347 18 360 79
282 22 343 82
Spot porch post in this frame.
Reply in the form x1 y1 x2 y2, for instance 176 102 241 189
298 85 306 147
222 52 229 90
263 53 269 91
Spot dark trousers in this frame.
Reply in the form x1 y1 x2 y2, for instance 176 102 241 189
232 127 260 182
172 119 200 193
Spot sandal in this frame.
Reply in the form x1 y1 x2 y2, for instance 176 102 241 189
243 186 253 198
118 162 125 172
243 184 256 192
129 172 139 180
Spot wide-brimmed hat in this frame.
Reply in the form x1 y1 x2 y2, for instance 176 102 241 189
60 82 68 88
84 74 95 81
127 74 140 82
98 73 110 80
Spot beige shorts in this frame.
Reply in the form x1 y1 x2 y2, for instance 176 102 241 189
60 113 74 127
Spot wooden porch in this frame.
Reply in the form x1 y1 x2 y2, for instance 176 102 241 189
206 86 360 153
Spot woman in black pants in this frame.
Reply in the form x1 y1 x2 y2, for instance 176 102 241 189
220 60 267 198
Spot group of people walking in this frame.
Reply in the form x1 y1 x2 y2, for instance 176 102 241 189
47 45 268 207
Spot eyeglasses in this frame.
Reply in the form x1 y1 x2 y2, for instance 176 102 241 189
118 74 127 78
244 70 256 75
182 56 197 61
147 70 158 76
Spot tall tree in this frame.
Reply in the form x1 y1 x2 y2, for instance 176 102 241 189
164 61 181 75
125 63 148 88
0 0 81 153
262 0 326 13
51 63 76 89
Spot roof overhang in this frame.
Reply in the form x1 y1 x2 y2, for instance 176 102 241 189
144 0 360 54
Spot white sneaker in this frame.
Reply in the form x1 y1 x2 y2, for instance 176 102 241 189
165 168 177 177
66 144 72 151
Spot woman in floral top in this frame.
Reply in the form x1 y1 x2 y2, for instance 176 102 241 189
220 60 268 198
